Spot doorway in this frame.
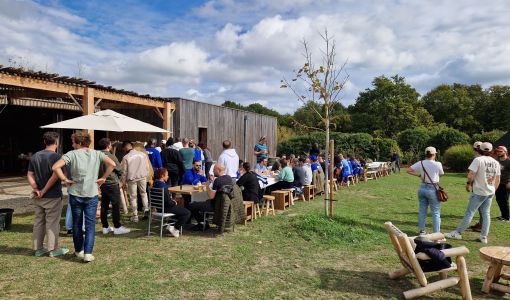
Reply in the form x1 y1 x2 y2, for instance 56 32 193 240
198 127 207 145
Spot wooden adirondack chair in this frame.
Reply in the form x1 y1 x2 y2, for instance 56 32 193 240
385 222 472 299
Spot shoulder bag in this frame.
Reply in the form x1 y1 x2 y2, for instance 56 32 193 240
421 161 448 202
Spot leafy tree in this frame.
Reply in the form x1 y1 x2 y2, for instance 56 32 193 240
472 130 506 144
421 84 479 134
397 127 431 152
429 127 469 153
281 30 348 217
481 86 510 131
349 75 432 137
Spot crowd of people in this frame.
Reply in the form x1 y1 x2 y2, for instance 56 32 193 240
26 130 509 264
407 142 509 244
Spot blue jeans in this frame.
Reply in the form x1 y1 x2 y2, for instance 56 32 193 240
66 203 85 231
418 184 441 233
69 194 98 254
456 193 493 237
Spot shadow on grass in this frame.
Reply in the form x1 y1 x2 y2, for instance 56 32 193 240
4 223 33 233
318 268 501 299
0 245 33 256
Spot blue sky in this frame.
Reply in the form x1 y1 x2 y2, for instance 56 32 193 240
1 0 510 113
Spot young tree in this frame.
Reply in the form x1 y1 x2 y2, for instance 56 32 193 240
281 30 348 217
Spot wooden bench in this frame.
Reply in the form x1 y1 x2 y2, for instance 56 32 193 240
271 190 290 210
262 195 275 216
303 185 315 201
385 222 472 299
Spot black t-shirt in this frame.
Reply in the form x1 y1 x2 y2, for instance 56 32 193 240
27 150 62 198
211 175 233 205
236 171 261 202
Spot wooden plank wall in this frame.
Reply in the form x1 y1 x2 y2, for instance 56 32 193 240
173 98 277 166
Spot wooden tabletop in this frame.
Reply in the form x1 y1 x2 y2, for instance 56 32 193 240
479 246 510 265
168 185 206 195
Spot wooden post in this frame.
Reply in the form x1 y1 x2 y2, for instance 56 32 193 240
329 139 334 218
162 102 172 140
82 87 95 148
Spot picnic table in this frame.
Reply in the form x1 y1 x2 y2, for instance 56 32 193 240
168 185 209 203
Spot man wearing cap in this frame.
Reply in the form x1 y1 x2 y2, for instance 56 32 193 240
446 142 501 244
407 146 444 234
254 136 269 163
469 141 484 232
495 145 510 221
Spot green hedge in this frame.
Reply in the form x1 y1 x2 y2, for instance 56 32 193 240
277 132 400 161
472 130 506 144
443 144 473 171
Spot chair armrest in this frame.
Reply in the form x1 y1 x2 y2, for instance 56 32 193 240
415 246 469 260
441 246 469 258
420 232 445 241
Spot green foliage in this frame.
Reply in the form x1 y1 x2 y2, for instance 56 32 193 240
349 75 432 137
220 100 293 127
277 125 295 142
429 127 470 153
397 127 430 152
472 130 506 144
372 138 401 161
422 84 480 134
444 144 474 171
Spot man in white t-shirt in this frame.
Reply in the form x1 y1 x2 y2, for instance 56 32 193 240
446 142 501 244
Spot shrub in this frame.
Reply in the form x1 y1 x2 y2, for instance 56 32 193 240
372 138 401 161
429 127 469 153
397 127 430 152
444 144 473 171
472 130 506 144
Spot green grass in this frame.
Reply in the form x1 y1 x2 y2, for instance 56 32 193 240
1 172 509 299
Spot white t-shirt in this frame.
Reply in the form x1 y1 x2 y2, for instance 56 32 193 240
410 160 444 184
468 156 501 196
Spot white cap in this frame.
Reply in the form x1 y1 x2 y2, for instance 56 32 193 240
425 146 437 154
480 142 493 152
473 141 482 149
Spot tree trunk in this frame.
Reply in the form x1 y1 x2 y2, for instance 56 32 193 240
324 106 330 216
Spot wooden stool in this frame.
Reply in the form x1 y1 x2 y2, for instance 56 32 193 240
242 201 254 225
303 185 315 201
253 202 262 219
282 188 296 205
262 195 275 216
271 191 289 210
332 178 339 191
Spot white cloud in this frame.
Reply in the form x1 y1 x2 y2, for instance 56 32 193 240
2 0 510 113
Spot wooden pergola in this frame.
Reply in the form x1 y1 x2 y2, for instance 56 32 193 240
0 66 175 147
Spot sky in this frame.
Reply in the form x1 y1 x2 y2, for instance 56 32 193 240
1 0 509 113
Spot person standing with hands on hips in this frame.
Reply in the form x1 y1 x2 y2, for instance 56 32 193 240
52 132 116 262
254 136 269 163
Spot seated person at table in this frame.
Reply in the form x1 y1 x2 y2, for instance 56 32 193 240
182 160 207 185
188 163 233 230
236 162 261 204
265 159 294 194
152 169 191 237
302 157 313 185
255 157 269 175
292 158 306 195
181 160 208 207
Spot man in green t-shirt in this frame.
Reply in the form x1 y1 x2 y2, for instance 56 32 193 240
179 137 196 172
52 132 116 263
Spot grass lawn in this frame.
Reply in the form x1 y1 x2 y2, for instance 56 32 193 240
1 171 509 299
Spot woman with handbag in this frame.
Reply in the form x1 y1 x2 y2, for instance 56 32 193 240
407 146 445 234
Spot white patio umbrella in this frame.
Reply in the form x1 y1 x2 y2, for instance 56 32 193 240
41 109 168 132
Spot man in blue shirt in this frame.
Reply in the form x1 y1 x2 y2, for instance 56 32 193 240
182 160 208 185
254 136 269 163
145 138 162 170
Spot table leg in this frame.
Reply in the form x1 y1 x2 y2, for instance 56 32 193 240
482 261 500 294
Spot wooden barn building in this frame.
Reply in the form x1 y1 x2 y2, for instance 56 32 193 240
0 67 277 176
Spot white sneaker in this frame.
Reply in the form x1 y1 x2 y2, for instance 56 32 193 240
130 216 139 223
113 226 131 235
445 231 462 240
478 236 488 244
75 250 84 258
83 254 95 262
102 227 113 234
167 225 180 238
